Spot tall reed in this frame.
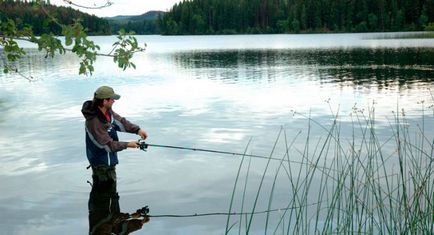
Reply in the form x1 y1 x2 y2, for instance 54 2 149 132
225 103 434 234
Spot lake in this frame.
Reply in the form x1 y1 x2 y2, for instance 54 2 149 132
1 33 434 234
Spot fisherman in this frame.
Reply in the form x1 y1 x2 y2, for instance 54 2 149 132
81 85 147 185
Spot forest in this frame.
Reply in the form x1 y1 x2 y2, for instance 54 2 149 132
1 0 434 35
159 0 434 34
0 0 111 35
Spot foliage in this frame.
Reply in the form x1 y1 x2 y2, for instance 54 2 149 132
0 0 145 77
160 0 434 35
425 22 434 31
0 0 111 35
63 20 100 75
0 19 28 71
112 29 146 71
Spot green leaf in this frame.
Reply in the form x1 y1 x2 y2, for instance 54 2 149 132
65 35 73 46
79 64 86 75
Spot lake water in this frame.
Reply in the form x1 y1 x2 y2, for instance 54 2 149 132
1 33 434 234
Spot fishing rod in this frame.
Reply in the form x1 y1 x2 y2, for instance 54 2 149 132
138 140 343 174
138 139 284 162
133 202 323 218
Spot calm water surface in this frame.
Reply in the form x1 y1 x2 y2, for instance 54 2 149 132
1 33 434 234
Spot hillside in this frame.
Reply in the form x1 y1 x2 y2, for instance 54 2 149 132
0 0 110 35
160 0 434 35
107 11 165 35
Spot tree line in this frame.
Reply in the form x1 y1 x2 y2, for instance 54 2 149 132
1 0 433 36
109 20 159 34
0 0 110 35
159 0 434 34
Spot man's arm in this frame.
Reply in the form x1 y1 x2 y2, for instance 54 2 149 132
86 118 129 152
112 111 148 139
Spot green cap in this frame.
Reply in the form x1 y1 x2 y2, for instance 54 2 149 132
94 86 121 100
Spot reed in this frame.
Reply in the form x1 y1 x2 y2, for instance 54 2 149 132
225 103 434 234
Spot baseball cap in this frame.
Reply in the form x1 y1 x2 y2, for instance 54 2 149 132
94 86 121 100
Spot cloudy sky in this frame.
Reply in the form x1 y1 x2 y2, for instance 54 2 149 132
50 0 183 17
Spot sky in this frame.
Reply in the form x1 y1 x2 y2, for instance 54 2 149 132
50 0 183 17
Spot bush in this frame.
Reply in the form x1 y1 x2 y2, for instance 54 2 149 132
425 22 434 31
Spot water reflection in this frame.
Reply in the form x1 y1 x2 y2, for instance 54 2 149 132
0 99 5 123
0 49 81 81
172 48 434 89
89 177 149 234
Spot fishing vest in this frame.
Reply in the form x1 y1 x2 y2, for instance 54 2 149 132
85 113 121 167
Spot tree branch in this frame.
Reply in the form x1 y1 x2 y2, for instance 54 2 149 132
0 0 146 77
62 0 113 10
0 60 35 82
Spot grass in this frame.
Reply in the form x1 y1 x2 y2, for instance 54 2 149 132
225 102 434 234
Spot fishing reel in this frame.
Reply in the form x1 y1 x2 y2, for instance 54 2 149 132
138 139 148 151
136 206 150 217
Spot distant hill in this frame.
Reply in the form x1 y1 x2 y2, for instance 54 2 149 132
106 15 133 21
107 11 165 35
107 11 165 22
133 11 165 21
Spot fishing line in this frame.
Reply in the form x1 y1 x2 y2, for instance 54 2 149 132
138 139 349 180
138 140 343 174
146 202 322 218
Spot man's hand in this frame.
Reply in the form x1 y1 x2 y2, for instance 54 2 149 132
127 140 140 148
138 129 148 140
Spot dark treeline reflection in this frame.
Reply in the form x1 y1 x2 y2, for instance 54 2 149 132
173 48 434 88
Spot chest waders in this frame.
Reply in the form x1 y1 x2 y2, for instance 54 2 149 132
92 165 117 184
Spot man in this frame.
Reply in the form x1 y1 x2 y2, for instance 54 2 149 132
81 85 147 184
